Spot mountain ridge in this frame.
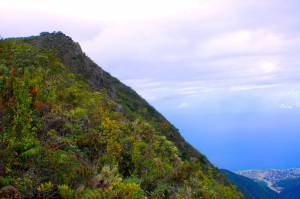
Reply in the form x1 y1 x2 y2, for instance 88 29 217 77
26 31 210 164
0 32 243 198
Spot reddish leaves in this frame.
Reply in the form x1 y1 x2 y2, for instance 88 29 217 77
9 67 16 76
7 97 14 108
33 100 49 115
0 101 3 113
0 185 21 199
30 86 38 97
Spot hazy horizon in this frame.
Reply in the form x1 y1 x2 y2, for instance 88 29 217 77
2 0 300 171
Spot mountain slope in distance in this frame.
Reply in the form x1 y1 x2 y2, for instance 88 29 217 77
222 170 278 199
238 169 300 193
276 176 300 199
0 32 243 198
279 183 300 199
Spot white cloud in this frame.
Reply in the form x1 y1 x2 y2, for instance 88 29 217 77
0 0 235 23
280 104 294 109
229 84 278 92
177 102 189 109
197 30 282 58
259 61 279 74
2 0 300 111
279 90 300 109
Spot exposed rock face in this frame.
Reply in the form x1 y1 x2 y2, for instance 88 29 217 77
30 32 107 91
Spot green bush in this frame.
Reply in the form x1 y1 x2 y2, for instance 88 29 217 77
0 38 244 199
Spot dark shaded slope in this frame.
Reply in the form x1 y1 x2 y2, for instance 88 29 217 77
278 179 300 199
222 170 279 199
279 185 300 199
274 177 300 193
26 32 210 165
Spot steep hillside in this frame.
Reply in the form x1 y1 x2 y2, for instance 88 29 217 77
28 32 210 164
222 170 278 199
0 32 243 198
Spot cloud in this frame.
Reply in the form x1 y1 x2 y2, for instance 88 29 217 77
279 91 300 109
0 0 235 23
229 84 278 92
259 61 279 74
2 0 300 110
280 104 294 109
177 102 189 109
196 30 282 59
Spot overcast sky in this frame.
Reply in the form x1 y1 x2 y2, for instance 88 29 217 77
1 0 300 170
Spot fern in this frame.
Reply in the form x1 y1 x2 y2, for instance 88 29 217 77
58 185 108 199
21 145 40 159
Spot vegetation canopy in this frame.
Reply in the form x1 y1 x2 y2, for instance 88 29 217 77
0 33 243 198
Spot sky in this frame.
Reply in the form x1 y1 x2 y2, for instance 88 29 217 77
1 0 300 171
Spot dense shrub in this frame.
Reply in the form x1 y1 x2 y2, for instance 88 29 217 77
0 39 243 198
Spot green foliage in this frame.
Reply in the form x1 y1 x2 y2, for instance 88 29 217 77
58 184 75 198
0 176 13 187
113 180 144 199
0 38 244 198
37 181 53 193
